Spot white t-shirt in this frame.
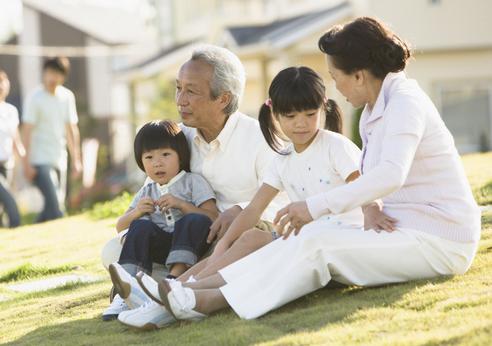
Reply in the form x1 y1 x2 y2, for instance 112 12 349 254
23 85 78 168
263 129 363 225
0 101 20 165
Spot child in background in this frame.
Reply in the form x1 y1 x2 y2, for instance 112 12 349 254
102 120 218 321
0 70 25 228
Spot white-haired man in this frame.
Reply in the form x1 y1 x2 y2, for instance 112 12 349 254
102 45 284 324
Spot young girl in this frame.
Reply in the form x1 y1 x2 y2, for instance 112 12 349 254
116 67 395 329
102 120 219 321
198 66 365 272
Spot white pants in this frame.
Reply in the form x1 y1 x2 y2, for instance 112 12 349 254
219 220 477 320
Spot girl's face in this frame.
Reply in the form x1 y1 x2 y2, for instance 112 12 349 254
277 108 321 153
142 147 181 185
326 56 367 108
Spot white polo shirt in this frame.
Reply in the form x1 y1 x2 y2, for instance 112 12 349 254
181 112 284 221
0 101 19 165
23 85 78 169
263 129 363 225
306 72 481 243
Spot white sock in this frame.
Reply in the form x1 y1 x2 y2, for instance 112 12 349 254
186 275 197 283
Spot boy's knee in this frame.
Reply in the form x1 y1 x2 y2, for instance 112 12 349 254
180 213 211 224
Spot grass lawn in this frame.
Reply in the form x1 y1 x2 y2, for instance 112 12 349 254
0 152 491 346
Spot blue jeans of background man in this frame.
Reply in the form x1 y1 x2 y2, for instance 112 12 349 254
0 164 20 228
33 165 63 223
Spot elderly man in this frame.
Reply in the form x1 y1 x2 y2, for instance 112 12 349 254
102 45 282 322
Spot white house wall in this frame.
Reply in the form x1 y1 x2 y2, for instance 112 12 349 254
19 6 42 105
86 37 112 118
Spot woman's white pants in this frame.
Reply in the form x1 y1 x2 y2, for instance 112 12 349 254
219 220 477 320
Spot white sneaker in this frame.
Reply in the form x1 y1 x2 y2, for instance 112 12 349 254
136 271 182 305
118 301 176 330
158 279 206 321
109 262 151 308
102 294 129 321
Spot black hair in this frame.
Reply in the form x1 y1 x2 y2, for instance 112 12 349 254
258 66 343 154
134 120 191 172
318 16 411 79
43 57 70 76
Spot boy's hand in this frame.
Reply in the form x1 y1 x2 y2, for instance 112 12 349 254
362 202 397 233
134 197 155 217
156 193 183 212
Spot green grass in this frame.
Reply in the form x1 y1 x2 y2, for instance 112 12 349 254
0 152 491 345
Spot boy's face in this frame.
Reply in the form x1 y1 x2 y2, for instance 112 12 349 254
0 75 10 101
142 147 181 185
42 68 65 91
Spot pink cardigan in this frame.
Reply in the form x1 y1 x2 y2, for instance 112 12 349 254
307 72 480 243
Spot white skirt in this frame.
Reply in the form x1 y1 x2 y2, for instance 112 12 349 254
219 219 477 320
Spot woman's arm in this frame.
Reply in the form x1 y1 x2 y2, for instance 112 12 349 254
306 98 425 219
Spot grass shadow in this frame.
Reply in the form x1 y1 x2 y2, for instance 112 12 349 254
4 276 453 346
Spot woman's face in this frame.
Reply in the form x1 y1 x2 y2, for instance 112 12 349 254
326 56 367 108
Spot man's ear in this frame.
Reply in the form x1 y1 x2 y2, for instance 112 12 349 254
218 91 232 111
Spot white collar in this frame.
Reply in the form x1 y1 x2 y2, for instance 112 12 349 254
157 170 186 193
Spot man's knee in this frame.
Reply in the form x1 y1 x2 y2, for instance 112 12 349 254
101 237 122 270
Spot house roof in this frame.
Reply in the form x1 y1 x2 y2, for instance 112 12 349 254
225 1 352 50
22 0 152 45
115 40 201 80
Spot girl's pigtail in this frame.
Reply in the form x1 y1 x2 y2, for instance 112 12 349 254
324 98 343 133
258 103 285 154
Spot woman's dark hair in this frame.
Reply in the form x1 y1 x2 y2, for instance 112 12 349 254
258 66 343 154
318 17 411 79
134 120 191 172
43 57 70 76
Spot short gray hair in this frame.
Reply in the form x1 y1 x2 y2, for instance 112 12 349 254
191 44 245 116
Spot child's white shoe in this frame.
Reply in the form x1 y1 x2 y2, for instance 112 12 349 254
118 301 175 330
158 279 206 321
108 262 151 308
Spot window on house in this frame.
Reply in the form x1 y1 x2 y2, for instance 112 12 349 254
438 83 492 153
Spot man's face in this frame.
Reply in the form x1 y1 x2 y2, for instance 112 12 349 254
42 68 65 91
175 60 225 129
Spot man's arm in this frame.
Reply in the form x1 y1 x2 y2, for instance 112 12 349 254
65 123 82 177
20 123 36 181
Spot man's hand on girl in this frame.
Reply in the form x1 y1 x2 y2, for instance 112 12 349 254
274 201 313 240
207 205 242 243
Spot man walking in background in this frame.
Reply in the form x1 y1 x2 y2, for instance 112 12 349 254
22 57 82 222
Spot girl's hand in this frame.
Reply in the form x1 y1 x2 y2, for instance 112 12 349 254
156 193 183 212
274 201 313 240
362 202 397 233
134 197 155 217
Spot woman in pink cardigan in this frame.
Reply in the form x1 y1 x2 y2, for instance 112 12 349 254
117 17 481 329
